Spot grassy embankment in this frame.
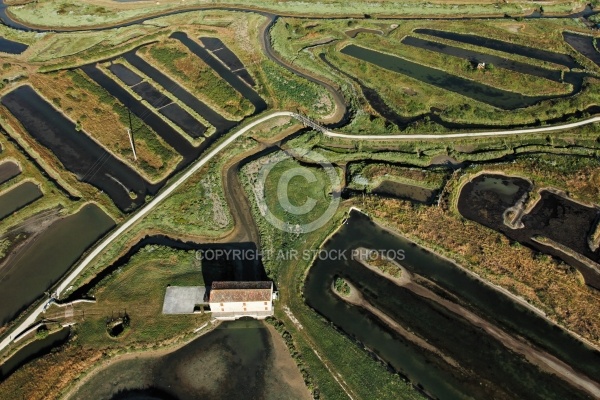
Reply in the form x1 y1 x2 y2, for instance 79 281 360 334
240 148 427 399
346 163 448 192
259 127 600 338
5 0 586 29
140 39 254 120
0 245 210 400
271 17 600 134
29 70 182 183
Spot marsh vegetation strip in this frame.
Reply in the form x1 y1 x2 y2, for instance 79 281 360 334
0 36 27 54
1 85 151 212
0 204 114 325
123 51 236 135
563 32 600 67
0 327 69 380
304 211 600 398
0 181 42 220
108 63 142 86
0 160 20 185
68 320 309 400
341 45 549 110
414 29 580 68
458 174 600 289
172 33 266 113
81 65 195 161
402 36 564 83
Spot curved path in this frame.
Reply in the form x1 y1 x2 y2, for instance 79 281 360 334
2 110 600 354
2 0 600 360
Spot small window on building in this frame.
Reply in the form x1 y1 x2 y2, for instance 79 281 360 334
221 308 224 312
265 307 268 311
264 302 267 305
220 303 224 306
243 302 246 306
243 307 246 311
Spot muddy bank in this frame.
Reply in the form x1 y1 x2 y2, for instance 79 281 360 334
67 320 310 400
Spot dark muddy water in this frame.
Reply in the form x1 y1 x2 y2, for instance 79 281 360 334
563 32 600 67
415 28 580 68
458 173 600 289
108 63 143 86
304 210 600 399
72 320 305 400
341 44 549 109
1 85 152 212
0 36 27 54
0 181 42 220
159 103 207 138
403 35 571 83
0 204 114 325
198 36 256 85
0 160 21 185
123 51 236 135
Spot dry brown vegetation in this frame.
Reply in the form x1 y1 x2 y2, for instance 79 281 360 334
365 197 600 344
29 72 181 182
141 39 254 119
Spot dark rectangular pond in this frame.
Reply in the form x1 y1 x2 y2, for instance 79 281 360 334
159 103 207 138
563 32 600 68
1 85 151 212
340 44 549 110
108 63 143 86
0 203 114 325
0 36 27 55
0 181 42 220
123 51 236 135
415 28 580 69
304 210 600 399
131 81 172 108
0 160 21 185
373 180 436 204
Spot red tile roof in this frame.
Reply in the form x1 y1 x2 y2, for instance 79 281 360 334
209 281 272 303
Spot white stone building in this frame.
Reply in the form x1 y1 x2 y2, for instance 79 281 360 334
209 281 274 320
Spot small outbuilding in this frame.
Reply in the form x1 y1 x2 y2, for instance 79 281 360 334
209 281 274 320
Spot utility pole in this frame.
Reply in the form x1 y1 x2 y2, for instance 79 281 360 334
127 128 137 161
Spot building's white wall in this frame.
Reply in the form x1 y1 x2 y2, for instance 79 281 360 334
210 300 272 313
